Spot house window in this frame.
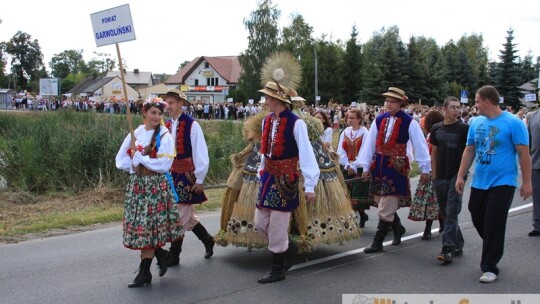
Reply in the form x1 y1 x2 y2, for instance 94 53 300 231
215 78 219 86
204 62 209 68
207 78 211 86
195 79 199 86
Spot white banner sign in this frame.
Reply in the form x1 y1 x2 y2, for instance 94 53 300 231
248 99 254 104
524 93 537 102
39 78 59 96
90 4 136 47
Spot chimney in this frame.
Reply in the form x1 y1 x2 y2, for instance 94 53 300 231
134 69 139 73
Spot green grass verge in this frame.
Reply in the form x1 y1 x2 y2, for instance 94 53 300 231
0 187 226 241
1 206 124 238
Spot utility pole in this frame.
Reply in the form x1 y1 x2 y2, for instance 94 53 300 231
314 42 319 107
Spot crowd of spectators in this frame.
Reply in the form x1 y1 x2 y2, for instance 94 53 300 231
8 94 531 127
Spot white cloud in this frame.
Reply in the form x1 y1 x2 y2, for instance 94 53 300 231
1 0 538 75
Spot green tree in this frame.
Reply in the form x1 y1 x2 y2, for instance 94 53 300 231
405 36 426 103
4 31 44 91
494 28 522 109
341 25 362 103
61 72 87 93
0 19 7 87
281 13 313 59
179 60 190 70
81 52 115 77
28 67 49 93
0 41 8 88
317 37 345 103
281 13 314 102
457 34 489 88
49 49 85 79
520 51 537 84
235 0 281 102
360 26 408 104
442 39 478 100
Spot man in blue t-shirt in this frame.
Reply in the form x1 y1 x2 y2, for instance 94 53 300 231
455 85 532 284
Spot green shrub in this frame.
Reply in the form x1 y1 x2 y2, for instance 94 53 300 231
0 112 246 193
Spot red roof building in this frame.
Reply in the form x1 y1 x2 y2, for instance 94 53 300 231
165 56 241 104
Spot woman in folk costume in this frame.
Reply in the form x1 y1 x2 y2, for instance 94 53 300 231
337 108 371 228
408 109 444 240
215 112 268 249
314 110 334 151
115 99 184 288
254 52 320 283
357 87 431 254
290 96 361 248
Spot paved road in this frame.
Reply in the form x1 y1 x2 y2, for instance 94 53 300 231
1 177 539 304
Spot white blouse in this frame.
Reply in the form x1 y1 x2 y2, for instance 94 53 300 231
320 127 333 148
115 125 175 174
336 126 368 171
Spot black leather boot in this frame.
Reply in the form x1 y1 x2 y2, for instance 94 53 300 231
439 218 445 233
167 238 183 267
128 257 153 288
421 220 433 240
391 213 406 245
192 223 215 259
359 211 369 228
364 220 391 253
284 239 298 271
154 247 170 277
258 252 287 283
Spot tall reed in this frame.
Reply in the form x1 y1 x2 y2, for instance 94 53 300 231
0 111 246 193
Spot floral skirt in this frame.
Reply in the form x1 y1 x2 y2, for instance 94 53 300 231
123 174 184 249
408 179 439 221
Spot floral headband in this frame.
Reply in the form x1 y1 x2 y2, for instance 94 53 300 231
143 97 168 109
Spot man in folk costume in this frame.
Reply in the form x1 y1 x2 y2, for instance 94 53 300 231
161 89 214 266
255 81 320 283
357 87 431 253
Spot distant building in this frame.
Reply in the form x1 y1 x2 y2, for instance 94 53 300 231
165 56 240 104
0 88 16 109
66 76 139 102
106 69 153 91
518 78 539 108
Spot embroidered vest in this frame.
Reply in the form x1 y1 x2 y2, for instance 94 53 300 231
166 114 194 159
375 110 412 156
343 133 363 162
260 109 299 160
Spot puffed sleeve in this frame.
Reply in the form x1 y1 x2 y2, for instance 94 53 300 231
408 119 431 173
294 119 320 193
138 127 175 173
191 121 210 184
115 133 133 173
358 120 378 171
336 129 349 167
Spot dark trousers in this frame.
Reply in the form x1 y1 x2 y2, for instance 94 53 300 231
468 186 515 275
433 175 464 250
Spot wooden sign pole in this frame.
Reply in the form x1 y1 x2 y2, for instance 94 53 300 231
115 43 136 149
